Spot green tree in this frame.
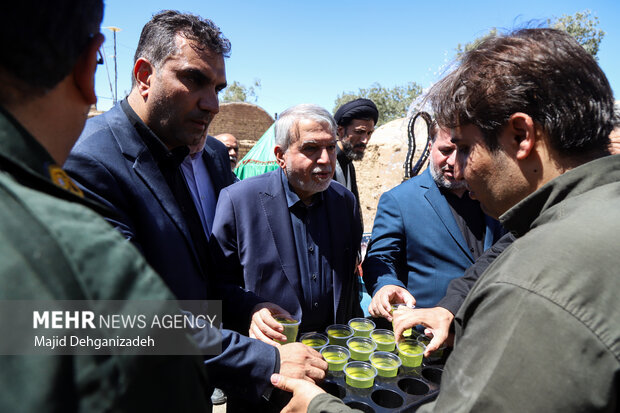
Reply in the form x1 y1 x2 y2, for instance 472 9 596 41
550 10 605 59
455 28 498 58
333 82 423 126
220 79 261 103
455 10 605 59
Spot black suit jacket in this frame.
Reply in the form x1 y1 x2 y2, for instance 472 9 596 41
210 169 364 332
64 103 279 402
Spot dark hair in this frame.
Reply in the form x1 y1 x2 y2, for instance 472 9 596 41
429 120 439 142
132 10 231 88
0 0 104 104
613 102 620 128
428 28 614 157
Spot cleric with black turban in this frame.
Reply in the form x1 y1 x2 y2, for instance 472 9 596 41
333 98 379 224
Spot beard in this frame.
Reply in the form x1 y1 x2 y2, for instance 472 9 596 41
429 157 468 191
342 140 365 161
285 165 333 197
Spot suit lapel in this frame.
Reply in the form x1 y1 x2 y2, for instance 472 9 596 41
421 170 473 261
134 154 195 245
107 105 195 256
259 170 303 302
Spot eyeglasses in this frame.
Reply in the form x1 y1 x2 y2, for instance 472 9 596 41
88 33 104 65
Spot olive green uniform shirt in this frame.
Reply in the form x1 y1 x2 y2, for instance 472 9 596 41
419 154 620 412
0 108 212 411
308 155 620 413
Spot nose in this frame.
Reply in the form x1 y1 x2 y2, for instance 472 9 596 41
446 149 457 167
453 152 465 181
198 88 219 114
317 148 331 164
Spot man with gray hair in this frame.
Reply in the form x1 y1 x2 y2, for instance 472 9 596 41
210 103 363 345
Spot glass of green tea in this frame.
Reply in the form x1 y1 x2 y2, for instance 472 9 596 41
346 337 377 361
326 324 354 347
397 337 425 368
348 317 375 337
417 334 445 358
273 314 300 344
300 332 328 351
370 328 396 352
321 345 350 371
344 361 377 389
369 351 402 378
391 303 414 338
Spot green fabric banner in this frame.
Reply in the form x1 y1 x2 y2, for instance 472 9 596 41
234 123 279 180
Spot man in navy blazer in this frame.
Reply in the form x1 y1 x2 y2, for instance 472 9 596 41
363 122 504 320
210 104 363 344
64 11 326 408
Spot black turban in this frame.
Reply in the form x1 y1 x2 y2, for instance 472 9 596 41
334 98 379 127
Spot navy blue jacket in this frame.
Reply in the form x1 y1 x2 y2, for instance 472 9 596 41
363 168 505 308
64 103 278 402
210 169 364 333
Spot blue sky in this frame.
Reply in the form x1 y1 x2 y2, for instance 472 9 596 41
95 0 620 118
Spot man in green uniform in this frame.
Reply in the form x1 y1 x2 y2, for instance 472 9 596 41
0 1 213 410
273 28 620 413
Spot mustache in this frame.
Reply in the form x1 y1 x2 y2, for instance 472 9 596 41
191 112 215 126
354 143 366 149
312 167 333 174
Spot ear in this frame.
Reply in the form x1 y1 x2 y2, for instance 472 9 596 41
133 57 155 98
506 113 536 161
73 33 104 105
274 145 287 169
337 125 344 139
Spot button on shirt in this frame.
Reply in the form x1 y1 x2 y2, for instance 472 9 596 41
280 169 334 332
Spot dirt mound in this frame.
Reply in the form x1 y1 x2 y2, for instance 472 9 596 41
354 117 429 233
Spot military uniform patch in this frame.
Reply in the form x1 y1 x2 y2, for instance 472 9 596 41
48 164 84 197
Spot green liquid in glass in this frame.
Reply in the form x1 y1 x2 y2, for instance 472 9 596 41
322 351 348 371
327 329 352 346
349 320 373 337
371 332 396 352
398 342 424 367
274 316 299 344
348 340 375 361
345 366 375 388
302 337 327 349
371 357 400 377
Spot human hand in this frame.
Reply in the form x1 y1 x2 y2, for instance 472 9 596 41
278 342 328 384
249 302 290 346
270 373 326 413
393 306 454 357
368 285 415 321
